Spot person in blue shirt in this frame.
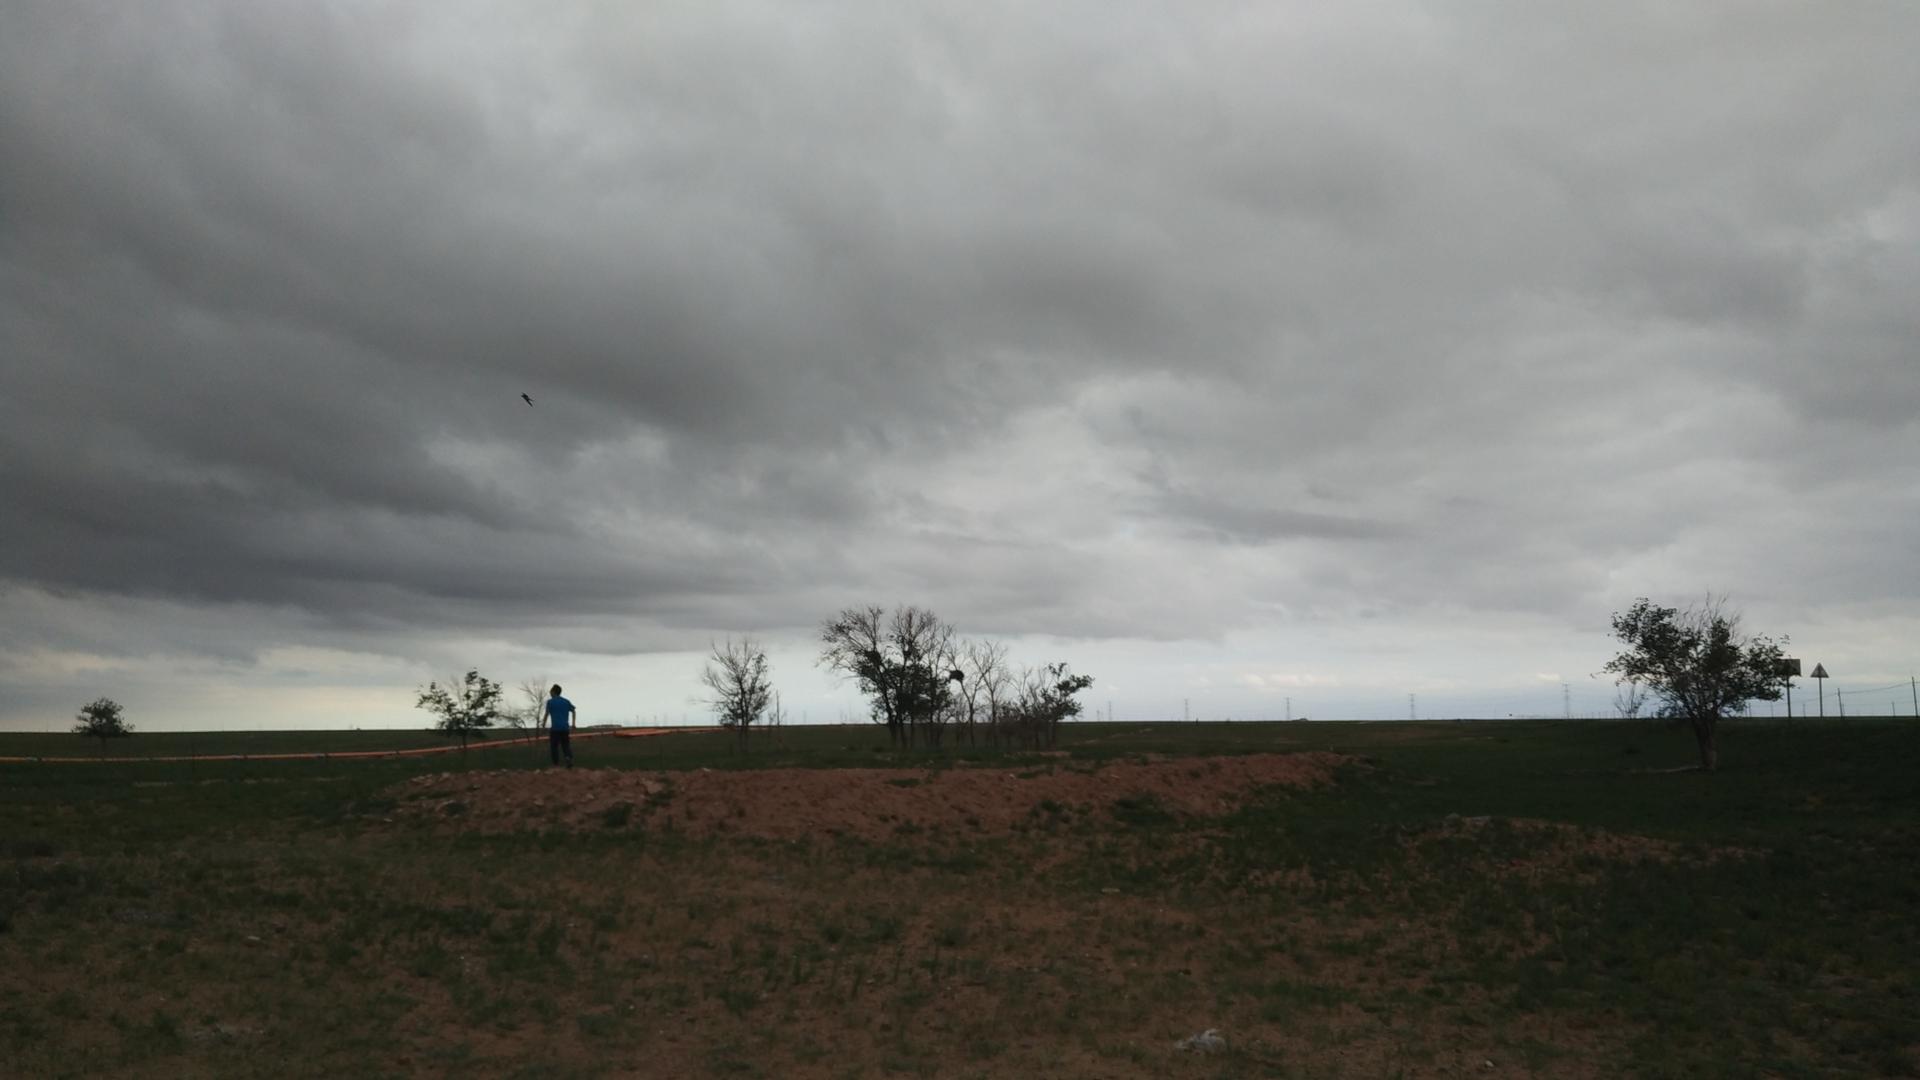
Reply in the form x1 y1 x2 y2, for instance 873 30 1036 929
543 685 576 767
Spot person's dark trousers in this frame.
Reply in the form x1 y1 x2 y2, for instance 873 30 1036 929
549 728 572 767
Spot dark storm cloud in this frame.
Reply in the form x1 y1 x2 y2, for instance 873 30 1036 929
2 0 1917 711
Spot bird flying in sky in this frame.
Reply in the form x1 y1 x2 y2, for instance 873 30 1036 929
521 393 534 406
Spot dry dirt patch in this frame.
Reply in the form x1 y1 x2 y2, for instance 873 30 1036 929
1416 813 1759 880
386 751 1355 840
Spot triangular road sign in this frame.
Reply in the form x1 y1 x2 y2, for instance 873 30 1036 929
1811 663 1829 679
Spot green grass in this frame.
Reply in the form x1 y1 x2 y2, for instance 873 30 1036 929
2 719 1917 1077
0 727 476 758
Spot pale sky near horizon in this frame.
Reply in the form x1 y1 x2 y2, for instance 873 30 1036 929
3 2 1918 732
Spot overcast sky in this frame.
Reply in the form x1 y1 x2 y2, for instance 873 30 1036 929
4 2 1917 732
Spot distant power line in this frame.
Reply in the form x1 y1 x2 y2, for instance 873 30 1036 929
1834 680 1909 695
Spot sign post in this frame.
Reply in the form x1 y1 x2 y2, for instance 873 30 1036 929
1811 663 1829 718
1776 659 1800 722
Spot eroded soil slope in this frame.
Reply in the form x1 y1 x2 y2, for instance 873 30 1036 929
388 751 1356 839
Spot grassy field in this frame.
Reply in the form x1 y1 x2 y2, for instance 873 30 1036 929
0 726 653 760
2 719 1917 1078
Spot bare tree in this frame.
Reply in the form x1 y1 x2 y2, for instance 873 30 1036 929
891 607 954 748
510 677 550 744
764 691 788 747
922 633 964 749
1613 680 1649 721
979 644 1017 748
952 638 1009 747
700 637 775 753
819 605 955 748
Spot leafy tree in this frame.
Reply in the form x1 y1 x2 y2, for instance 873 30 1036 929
819 605 955 747
415 670 504 750
73 697 133 753
1006 663 1094 750
700 637 775 753
1602 596 1786 771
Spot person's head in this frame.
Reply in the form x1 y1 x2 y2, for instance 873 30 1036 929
549 684 563 698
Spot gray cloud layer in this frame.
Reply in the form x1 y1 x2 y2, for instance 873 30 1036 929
3 2 1917 722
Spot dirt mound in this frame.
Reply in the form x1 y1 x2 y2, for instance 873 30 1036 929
386 752 1356 840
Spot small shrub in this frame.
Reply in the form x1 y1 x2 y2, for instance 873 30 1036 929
576 1011 619 1038
3 838 55 859
1111 794 1174 828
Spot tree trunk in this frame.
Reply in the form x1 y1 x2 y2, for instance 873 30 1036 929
1691 716 1718 772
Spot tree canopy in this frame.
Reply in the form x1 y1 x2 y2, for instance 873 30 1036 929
73 697 133 751
416 670 504 749
1603 596 1786 771
819 605 955 747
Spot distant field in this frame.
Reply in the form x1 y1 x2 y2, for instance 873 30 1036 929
2 719 1917 1078
0 726 660 760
